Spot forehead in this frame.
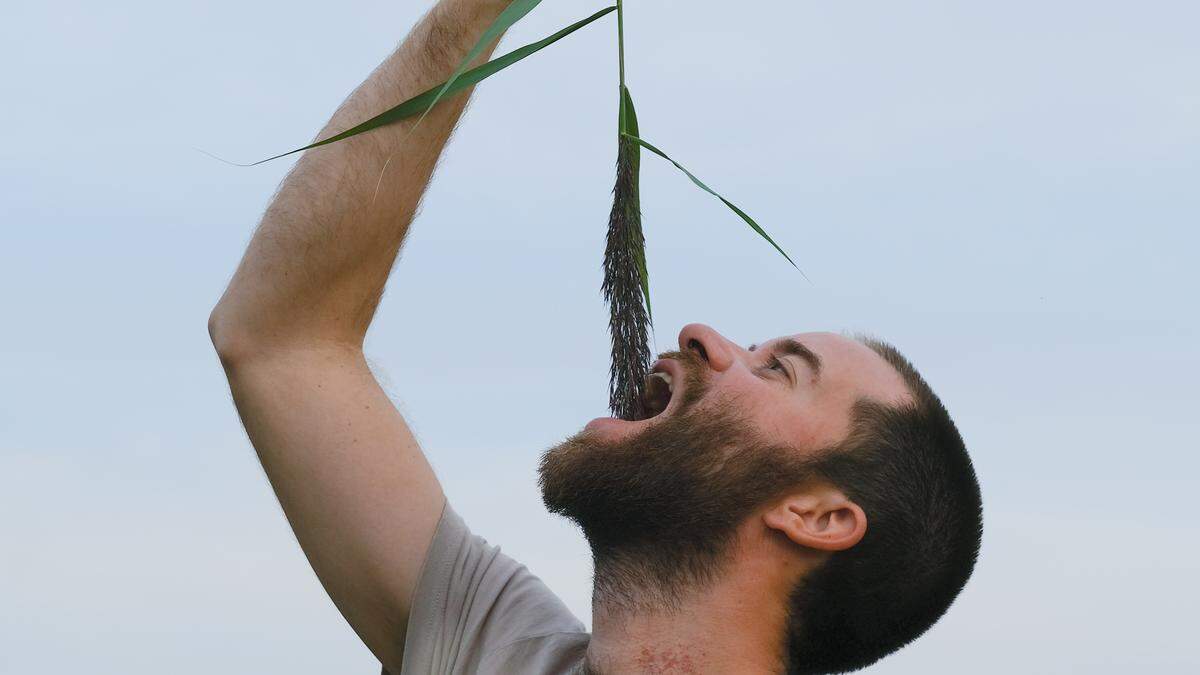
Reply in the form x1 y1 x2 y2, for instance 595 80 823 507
782 331 911 407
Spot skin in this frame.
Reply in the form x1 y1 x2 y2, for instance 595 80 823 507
209 0 510 671
208 1 912 672
589 325 911 456
580 325 913 673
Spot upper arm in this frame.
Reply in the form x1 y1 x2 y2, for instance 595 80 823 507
217 343 442 672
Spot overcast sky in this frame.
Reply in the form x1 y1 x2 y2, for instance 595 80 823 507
2 0 1198 672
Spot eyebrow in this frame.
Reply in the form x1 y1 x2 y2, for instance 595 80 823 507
748 338 823 380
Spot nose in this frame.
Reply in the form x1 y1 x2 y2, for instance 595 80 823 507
678 323 736 372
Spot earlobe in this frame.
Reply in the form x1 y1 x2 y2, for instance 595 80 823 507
763 492 867 552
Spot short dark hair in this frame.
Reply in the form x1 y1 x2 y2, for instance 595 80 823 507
785 337 984 674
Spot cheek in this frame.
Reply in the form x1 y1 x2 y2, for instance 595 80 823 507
706 375 834 448
726 389 801 444
760 414 818 451
790 420 831 453
796 400 855 452
751 394 836 453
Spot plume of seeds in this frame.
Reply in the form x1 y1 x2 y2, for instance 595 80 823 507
602 87 651 421
600 0 654 422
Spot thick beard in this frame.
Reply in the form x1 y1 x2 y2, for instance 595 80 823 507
538 349 816 614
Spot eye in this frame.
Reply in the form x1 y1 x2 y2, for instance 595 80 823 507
760 355 792 383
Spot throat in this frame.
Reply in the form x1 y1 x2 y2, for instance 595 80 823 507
586 559 790 675
584 613 787 675
581 644 701 675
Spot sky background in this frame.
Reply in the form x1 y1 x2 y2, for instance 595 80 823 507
2 0 1198 672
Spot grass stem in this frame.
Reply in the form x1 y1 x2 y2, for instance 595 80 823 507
616 0 625 91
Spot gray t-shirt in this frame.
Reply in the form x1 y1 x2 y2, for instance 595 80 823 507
388 502 590 674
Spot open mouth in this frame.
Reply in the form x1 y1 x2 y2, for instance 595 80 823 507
640 360 679 420
586 359 685 433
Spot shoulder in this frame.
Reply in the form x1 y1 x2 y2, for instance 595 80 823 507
419 505 583 631
402 503 587 674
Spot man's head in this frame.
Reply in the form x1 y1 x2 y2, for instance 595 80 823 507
539 323 983 673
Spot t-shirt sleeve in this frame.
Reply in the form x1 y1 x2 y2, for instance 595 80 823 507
388 501 586 675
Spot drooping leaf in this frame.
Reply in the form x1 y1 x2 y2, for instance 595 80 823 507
247 6 617 165
603 86 651 421
622 132 804 277
620 86 651 324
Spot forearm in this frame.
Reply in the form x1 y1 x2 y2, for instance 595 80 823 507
211 0 509 356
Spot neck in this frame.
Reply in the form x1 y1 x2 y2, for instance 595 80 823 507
583 542 797 674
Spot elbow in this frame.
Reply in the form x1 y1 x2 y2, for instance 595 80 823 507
208 302 362 367
207 302 253 367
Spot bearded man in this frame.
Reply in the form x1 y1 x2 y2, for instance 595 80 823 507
208 0 984 672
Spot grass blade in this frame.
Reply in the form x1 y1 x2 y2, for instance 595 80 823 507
622 132 804 277
247 6 617 165
411 0 546 134
621 86 651 324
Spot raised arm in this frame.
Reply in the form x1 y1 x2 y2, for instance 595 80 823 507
207 0 509 670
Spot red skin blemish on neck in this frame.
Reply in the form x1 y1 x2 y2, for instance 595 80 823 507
634 646 697 674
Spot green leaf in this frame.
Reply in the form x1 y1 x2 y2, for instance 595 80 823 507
247 6 617 165
621 85 639 173
621 132 805 277
412 0 546 134
620 86 651 324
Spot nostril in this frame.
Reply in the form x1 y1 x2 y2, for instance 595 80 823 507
687 338 709 362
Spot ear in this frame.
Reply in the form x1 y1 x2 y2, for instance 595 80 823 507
762 484 867 552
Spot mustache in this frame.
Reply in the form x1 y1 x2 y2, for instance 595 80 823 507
653 347 699 370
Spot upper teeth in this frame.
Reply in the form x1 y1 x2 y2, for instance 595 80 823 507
651 371 673 392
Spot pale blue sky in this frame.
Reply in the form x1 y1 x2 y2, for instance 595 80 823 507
2 0 1198 672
